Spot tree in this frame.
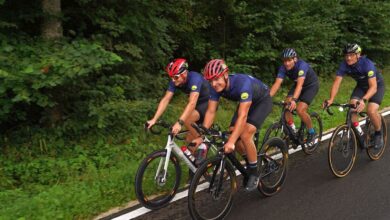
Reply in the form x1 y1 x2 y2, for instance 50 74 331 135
41 0 63 39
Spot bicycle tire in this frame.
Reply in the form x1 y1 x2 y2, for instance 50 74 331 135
188 157 236 220
258 137 288 197
366 115 387 160
328 124 357 178
135 149 181 210
302 112 323 155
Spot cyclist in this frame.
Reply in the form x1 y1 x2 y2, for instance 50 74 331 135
146 58 210 163
193 59 272 191
323 43 385 149
269 48 319 144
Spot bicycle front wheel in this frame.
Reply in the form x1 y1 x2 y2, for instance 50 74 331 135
366 115 387 160
188 157 236 220
262 122 288 147
328 124 357 178
302 112 323 155
134 149 181 210
258 137 288 197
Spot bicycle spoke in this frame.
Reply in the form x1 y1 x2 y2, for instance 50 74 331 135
328 125 357 177
189 158 235 220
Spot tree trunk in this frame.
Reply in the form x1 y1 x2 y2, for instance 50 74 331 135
41 0 63 39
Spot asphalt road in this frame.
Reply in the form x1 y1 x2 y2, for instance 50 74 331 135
114 114 390 220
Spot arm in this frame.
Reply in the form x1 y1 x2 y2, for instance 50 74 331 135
362 77 377 101
191 100 218 146
203 100 218 129
179 92 199 122
328 76 343 104
147 91 174 128
171 92 199 135
292 77 304 100
356 77 377 112
288 77 304 111
269 78 283 97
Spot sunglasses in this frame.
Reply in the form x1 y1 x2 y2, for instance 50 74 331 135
171 72 185 80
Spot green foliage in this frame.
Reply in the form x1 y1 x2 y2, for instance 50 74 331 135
1 0 390 219
339 0 390 68
0 37 122 124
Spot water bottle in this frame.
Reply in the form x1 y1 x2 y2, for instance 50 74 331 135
288 120 297 134
353 122 364 136
194 143 208 166
181 146 195 163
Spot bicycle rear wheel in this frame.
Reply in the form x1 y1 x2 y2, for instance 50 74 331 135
302 112 323 155
328 124 357 178
135 149 181 210
188 157 236 220
258 137 288 197
366 115 387 160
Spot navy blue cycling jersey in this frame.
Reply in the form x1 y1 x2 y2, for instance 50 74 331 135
336 56 384 88
277 59 318 87
209 74 269 103
167 71 210 103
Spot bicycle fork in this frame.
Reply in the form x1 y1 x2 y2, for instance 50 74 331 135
209 155 226 200
155 135 197 184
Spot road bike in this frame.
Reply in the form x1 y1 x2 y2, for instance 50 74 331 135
134 121 217 210
188 124 288 220
324 102 387 177
262 101 323 155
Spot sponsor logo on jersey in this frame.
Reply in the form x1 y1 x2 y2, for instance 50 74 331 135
191 85 197 91
241 92 249 100
368 70 374 77
298 70 304 76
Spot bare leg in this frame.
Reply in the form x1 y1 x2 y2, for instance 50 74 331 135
184 110 200 152
296 102 312 129
240 123 258 163
367 103 381 131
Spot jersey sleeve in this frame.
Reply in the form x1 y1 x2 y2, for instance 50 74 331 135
336 62 347 77
297 61 309 78
363 59 377 79
238 78 253 103
209 87 220 101
276 66 286 79
188 74 203 93
167 81 176 92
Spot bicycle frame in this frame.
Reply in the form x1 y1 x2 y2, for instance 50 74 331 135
274 102 304 146
156 132 215 183
327 104 368 149
209 131 279 192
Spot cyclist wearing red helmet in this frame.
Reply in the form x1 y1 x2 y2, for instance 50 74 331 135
269 48 319 144
147 58 210 151
194 59 272 191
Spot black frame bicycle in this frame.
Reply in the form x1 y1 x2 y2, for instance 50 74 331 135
262 101 323 155
187 124 288 220
325 102 387 178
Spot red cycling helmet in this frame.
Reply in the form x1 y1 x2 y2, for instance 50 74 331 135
166 58 188 77
203 59 229 80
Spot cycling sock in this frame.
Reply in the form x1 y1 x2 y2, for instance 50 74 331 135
308 128 315 134
375 130 382 136
247 162 258 176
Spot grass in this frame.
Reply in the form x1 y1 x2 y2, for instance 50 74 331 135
0 71 389 220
